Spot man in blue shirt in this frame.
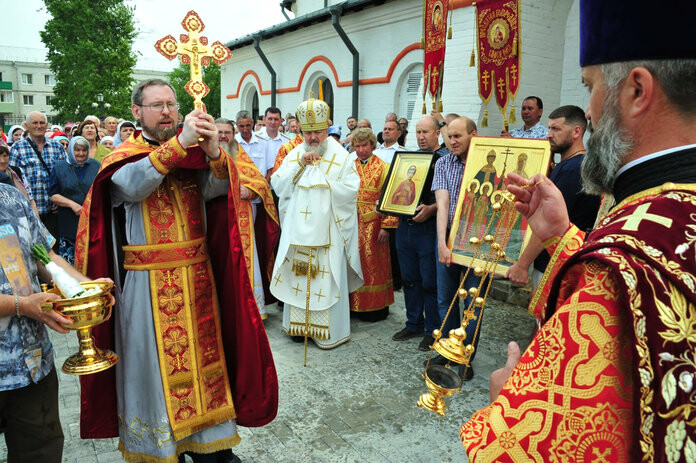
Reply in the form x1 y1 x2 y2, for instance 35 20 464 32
10 112 66 238
501 96 549 139
0 182 94 462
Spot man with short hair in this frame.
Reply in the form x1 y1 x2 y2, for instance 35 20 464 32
75 79 277 463
461 1 696 459
501 96 549 139
285 117 300 137
391 116 447 350
377 113 406 146
357 119 372 130
375 120 405 164
271 98 362 349
10 111 66 237
104 116 118 137
216 118 280 321
257 107 291 181
506 105 600 290
342 116 358 149
235 110 268 176
432 116 484 380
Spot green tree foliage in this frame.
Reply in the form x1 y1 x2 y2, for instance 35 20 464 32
168 62 221 118
40 0 137 122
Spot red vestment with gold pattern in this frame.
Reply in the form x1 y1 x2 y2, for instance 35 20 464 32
461 183 696 462
74 132 278 442
350 155 398 312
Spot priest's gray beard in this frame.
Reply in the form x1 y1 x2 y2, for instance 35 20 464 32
581 85 634 195
219 139 239 159
303 138 329 158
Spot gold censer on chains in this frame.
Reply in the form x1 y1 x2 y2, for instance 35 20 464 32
418 191 518 416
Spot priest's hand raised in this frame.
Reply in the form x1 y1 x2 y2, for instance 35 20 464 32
506 173 570 241
301 150 321 166
178 110 221 159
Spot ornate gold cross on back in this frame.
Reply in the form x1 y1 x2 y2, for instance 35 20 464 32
155 11 232 111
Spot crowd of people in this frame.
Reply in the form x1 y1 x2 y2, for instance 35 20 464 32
1 1 695 460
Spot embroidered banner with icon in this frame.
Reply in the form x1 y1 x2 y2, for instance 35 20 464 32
475 0 520 128
423 0 450 112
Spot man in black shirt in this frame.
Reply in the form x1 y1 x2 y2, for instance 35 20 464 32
506 105 600 289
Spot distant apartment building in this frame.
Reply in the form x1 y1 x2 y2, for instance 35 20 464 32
0 47 169 130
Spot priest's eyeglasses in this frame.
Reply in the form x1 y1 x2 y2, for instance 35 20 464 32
139 102 180 112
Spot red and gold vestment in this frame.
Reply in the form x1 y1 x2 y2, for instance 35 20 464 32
461 183 696 462
350 155 398 312
74 133 277 443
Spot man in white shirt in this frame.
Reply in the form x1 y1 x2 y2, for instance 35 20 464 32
235 110 268 175
256 106 291 181
374 120 405 164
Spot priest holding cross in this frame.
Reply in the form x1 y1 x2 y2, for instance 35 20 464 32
74 12 277 463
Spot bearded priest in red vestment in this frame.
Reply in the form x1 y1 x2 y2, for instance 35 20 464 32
74 79 277 463
460 1 696 461
349 128 398 322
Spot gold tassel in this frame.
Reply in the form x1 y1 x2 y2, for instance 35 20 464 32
481 109 488 128
432 100 437 110
438 99 443 112
421 37 425 49
470 49 475 67
448 9 453 39
422 101 427 114
509 104 516 124
502 111 508 132
511 36 517 57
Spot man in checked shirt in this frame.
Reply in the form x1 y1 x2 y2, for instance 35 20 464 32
431 116 487 381
10 111 66 237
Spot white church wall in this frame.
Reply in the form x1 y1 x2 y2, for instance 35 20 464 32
221 0 424 141
222 0 584 143
560 0 588 111
413 0 576 137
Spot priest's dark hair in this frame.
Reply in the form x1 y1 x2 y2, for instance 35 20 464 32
548 105 587 134
131 79 177 106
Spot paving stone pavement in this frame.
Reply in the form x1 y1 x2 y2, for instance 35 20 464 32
0 288 536 463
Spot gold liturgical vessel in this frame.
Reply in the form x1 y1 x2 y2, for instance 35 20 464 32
418 191 519 416
42 281 118 375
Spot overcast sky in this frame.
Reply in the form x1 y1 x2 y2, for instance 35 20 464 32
2 0 290 71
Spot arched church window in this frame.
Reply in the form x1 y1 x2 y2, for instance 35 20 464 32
395 65 422 122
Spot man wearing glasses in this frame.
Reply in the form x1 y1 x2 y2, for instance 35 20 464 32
74 79 277 463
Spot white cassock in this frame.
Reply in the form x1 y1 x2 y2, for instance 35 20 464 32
270 136 363 349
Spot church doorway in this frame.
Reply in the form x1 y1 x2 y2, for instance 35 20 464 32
242 83 260 121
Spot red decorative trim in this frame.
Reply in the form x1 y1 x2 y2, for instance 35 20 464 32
226 42 422 99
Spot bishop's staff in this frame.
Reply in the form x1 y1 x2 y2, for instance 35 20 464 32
154 11 232 112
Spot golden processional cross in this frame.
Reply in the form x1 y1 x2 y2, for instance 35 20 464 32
154 11 232 111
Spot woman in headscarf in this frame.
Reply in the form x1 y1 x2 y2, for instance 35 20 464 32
48 136 100 264
113 120 136 148
0 143 38 215
100 135 115 151
75 119 110 162
7 125 24 146
53 135 70 151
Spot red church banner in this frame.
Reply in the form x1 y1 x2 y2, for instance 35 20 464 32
476 0 520 125
423 0 449 110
